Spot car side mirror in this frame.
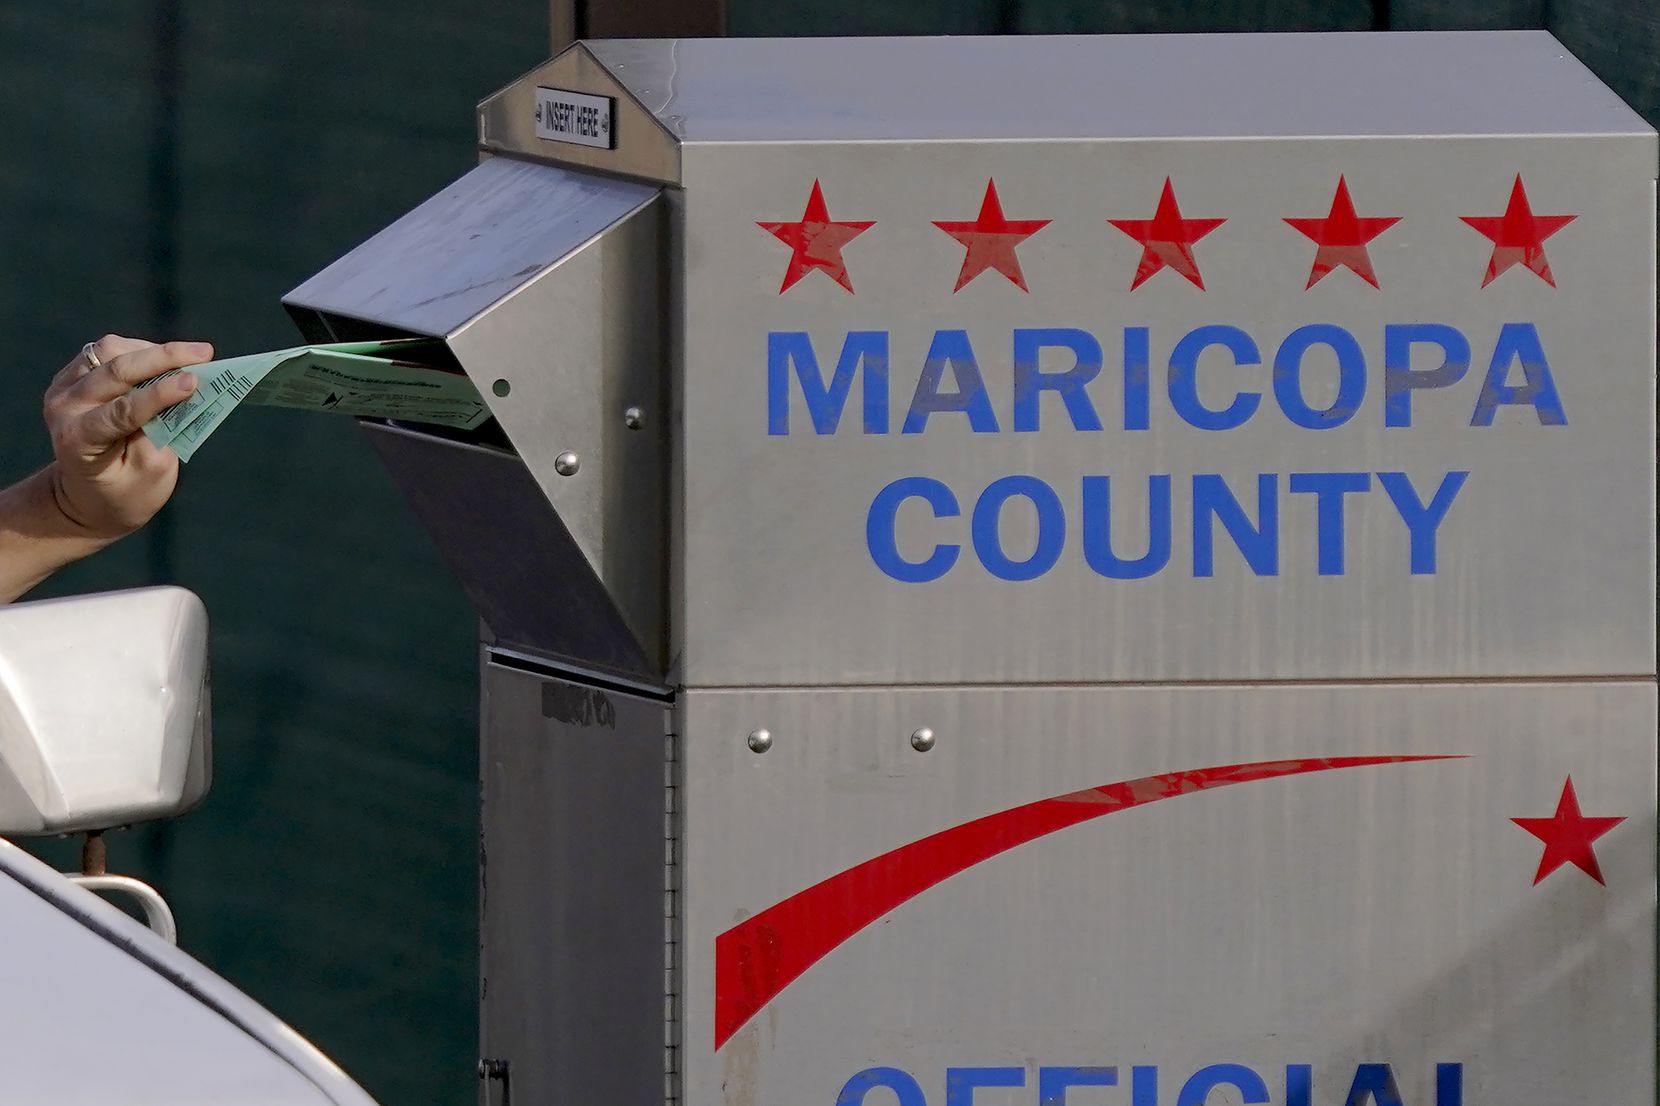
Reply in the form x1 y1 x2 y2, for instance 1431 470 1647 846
0 586 211 836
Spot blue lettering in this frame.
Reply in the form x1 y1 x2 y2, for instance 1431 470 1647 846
1193 474 1278 577
767 331 888 436
1274 324 1366 429
971 475 1065 582
768 324 1563 436
1286 1065 1313 1106
946 1067 1024 1106
1378 471 1468 574
1177 1064 1271 1106
846 1061 1466 1106
1344 1063 1404 1106
1436 1063 1463 1106
837 1068 928 1106
1131 1066 1159 1106
903 330 1000 433
1038 1067 1116 1106
1470 322 1566 426
1081 475 1171 579
1169 325 1262 430
1013 328 1104 432
867 477 961 583
1124 327 1151 431
1288 472 1370 575
1384 324 1469 428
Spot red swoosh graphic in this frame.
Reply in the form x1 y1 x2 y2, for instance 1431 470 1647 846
715 754 1458 1048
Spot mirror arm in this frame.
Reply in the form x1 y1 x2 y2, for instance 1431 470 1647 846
80 830 105 876
64 874 178 945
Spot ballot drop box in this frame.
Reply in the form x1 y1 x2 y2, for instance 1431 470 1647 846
284 32 1657 1106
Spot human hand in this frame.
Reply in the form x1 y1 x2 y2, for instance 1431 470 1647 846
40 335 213 538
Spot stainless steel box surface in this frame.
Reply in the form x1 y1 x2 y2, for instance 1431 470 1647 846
288 31 1658 1106
479 662 670 1106
678 132 1655 685
483 32 1659 687
679 682 1655 1106
628 33 1657 687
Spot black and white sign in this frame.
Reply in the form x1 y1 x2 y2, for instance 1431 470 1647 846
534 87 615 150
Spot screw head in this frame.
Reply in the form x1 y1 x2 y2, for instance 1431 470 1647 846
910 727 936 752
554 451 580 476
624 406 645 430
747 728 773 754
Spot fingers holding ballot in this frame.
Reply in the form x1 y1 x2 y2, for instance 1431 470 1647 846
3 334 479 602
136 339 491 462
41 335 214 538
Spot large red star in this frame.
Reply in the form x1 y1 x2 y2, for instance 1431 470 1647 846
1109 178 1226 291
1461 175 1575 288
1511 777 1624 886
933 179 1050 293
1284 176 1400 289
757 180 874 294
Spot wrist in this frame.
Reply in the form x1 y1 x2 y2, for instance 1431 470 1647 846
0 466 122 602
42 463 129 544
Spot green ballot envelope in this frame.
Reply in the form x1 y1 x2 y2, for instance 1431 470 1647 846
139 338 490 461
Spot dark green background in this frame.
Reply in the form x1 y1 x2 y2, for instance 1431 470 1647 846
0 3 1652 1104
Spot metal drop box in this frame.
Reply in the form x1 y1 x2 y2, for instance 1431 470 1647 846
284 33 1657 1106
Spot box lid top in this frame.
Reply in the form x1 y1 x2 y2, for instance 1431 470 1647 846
583 31 1653 145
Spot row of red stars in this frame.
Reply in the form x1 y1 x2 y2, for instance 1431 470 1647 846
759 175 1575 295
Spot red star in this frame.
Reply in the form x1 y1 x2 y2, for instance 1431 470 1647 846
1284 176 1400 289
933 179 1050 293
1511 777 1624 886
1461 175 1575 288
758 180 874 294
1109 178 1226 291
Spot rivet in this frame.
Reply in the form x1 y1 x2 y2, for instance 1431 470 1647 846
554 451 580 476
910 727 936 752
747 728 773 754
624 406 645 430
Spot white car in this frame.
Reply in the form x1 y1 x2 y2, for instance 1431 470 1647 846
0 587 380 1106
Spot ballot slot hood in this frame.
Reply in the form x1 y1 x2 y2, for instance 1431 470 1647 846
284 156 669 683
355 421 656 680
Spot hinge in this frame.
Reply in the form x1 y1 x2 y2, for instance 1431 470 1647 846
663 705 681 1105
478 1058 511 1106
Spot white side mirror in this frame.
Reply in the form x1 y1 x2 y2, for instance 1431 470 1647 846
0 586 211 835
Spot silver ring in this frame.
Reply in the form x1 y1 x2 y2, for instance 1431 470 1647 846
81 341 102 370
